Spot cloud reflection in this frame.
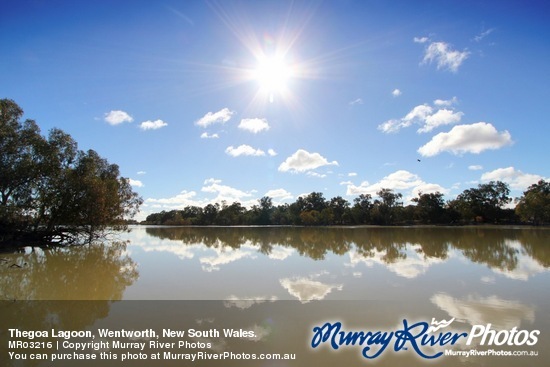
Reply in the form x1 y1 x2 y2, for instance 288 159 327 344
200 247 257 272
431 293 535 330
280 276 343 303
267 246 295 260
489 239 547 280
347 244 444 278
224 295 278 310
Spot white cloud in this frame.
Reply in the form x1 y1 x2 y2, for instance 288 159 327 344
418 122 513 157
201 178 253 203
204 178 221 185
346 170 422 196
225 144 265 157
409 183 449 201
200 132 219 139
468 165 483 171
348 172 357 177
480 167 545 190
129 179 143 187
278 149 338 173
375 170 423 190
345 170 448 204
267 149 277 156
104 110 133 125
195 108 233 127
414 36 429 43
404 104 433 122
137 171 146 175
377 119 407 134
392 89 402 97
238 118 270 133
139 119 167 130
378 100 463 134
474 28 495 42
422 41 470 72
264 188 293 201
349 98 363 105
145 190 202 208
307 172 327 178
419 109 464 133
346 182 370 196
434 96 458 106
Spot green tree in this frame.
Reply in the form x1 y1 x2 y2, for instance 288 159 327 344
302 192 328 212
329 196 350 224
256 196 274 224
181 206 203 225
200 203 219 225
216 201 245 225
0 99 142 245
450 181 511 223
290 192 329 225
351 194 373 224
0 100 45 231
515 180 550 224
288 197 307 224
412 191 447 224
271 204 292 225
372 188 403 225
300 210 321 225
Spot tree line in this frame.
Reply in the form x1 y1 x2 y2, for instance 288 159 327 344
143 226 548 267
144 179 550 226
1 99 142 247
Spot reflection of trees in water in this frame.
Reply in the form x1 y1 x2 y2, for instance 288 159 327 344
145 227 353 260
297 228 352 259
517 229 550 267
0 243 138 365
0 241 138 300
144 226 549 272
352 229 411 264
454 229 518 271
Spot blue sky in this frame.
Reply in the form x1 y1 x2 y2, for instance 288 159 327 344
2 0 549 220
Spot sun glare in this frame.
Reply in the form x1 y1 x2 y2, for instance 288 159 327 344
204 2 326 110
253 55 294 102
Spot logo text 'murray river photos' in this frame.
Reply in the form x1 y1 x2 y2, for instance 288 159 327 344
311 318 540 359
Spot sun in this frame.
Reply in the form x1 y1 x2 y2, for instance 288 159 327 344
252 54 294 102
254 55 291 92
203 2 329 110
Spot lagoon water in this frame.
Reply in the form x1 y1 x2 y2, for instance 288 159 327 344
1 226 549 366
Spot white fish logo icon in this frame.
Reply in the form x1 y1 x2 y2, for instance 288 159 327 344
427 317 455 333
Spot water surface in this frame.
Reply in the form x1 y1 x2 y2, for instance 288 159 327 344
1 226 548 366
